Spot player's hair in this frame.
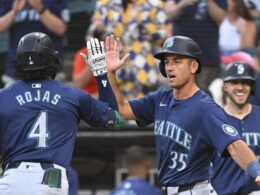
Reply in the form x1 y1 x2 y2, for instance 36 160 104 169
14 32 60 81
126 145 148 166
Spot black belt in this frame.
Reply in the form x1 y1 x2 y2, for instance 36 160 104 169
161 183 196 195
178 183 196 192
6 162 54 171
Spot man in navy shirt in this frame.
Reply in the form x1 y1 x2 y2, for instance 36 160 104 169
0 0 69 85
211 62 260 195
0 32 125 195
111 145 161 195
84 35 260 195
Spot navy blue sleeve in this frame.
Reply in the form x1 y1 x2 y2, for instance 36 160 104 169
96 74 118 111
0 0 12 15
129 92 156 127
77 89 115 127
202 103 241 156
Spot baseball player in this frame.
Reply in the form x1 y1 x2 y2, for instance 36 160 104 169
84 35 260 195
0 32 125 195
110 145 161 195
210 62 260 195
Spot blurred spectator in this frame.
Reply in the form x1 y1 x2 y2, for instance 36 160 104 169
88 0 168 99
208 51 258 107
110 145 161 195
72 47 98 98
244 0 260 17
209 0 257 57
245 0 260 71
0 0 70 86
165 0 226 93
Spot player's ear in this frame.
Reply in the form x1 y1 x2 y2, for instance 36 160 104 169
190 59 199 74
223 82 228 92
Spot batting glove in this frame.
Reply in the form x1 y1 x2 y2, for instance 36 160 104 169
80 38 107 76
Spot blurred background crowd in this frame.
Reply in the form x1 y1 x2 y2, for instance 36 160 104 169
0 0 260 194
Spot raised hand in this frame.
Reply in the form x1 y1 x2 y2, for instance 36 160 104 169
27 0 44 12
81 38 107 76
12 0 26 13
105 35 129 73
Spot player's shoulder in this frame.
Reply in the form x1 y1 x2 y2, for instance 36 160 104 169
131 179 161 194
0 80 23 94
252 104 260 113
153 87 172 96
146 87 172 101
55 81 91 97
196 90 221 110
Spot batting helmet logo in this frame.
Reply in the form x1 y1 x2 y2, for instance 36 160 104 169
237 64 245 75
166 38 174 48
223 62 255 82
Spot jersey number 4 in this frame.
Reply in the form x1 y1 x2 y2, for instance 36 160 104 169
28 111 49 148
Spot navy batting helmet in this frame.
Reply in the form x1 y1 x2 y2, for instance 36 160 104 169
15 32 60 79
223 62 256 82
154 36 202 77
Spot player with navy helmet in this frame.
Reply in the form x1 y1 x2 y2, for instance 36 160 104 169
0 32 125 195
110 145 161 195
210 62 260 195
84 35 260 195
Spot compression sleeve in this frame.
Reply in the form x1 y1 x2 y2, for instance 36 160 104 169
96 74 118 111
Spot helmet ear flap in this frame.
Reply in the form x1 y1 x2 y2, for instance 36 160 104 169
159 61 167 77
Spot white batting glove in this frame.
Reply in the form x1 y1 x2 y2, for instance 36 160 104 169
80 38 107 76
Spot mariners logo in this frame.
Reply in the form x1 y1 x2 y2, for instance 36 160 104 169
166 38 174 48
237 63 245 74
222 124 238 136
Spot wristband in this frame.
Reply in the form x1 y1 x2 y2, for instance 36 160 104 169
38 6 46 15
247 160 260 179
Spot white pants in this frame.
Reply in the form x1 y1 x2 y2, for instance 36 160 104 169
210 188 260 195
0 162 68 195
249 191 260 195
166 181 215 195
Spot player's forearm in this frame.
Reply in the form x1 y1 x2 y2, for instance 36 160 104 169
165 1 186 21
107 72 128 112
39 10 67 36
228 139 257 172
107 72 137 120
207 0 225 26
0 10 16 32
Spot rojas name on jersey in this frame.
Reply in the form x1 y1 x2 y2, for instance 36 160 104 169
16 90 61 106
154 120 192 150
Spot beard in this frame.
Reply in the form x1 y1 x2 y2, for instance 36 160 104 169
227 92 250 109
